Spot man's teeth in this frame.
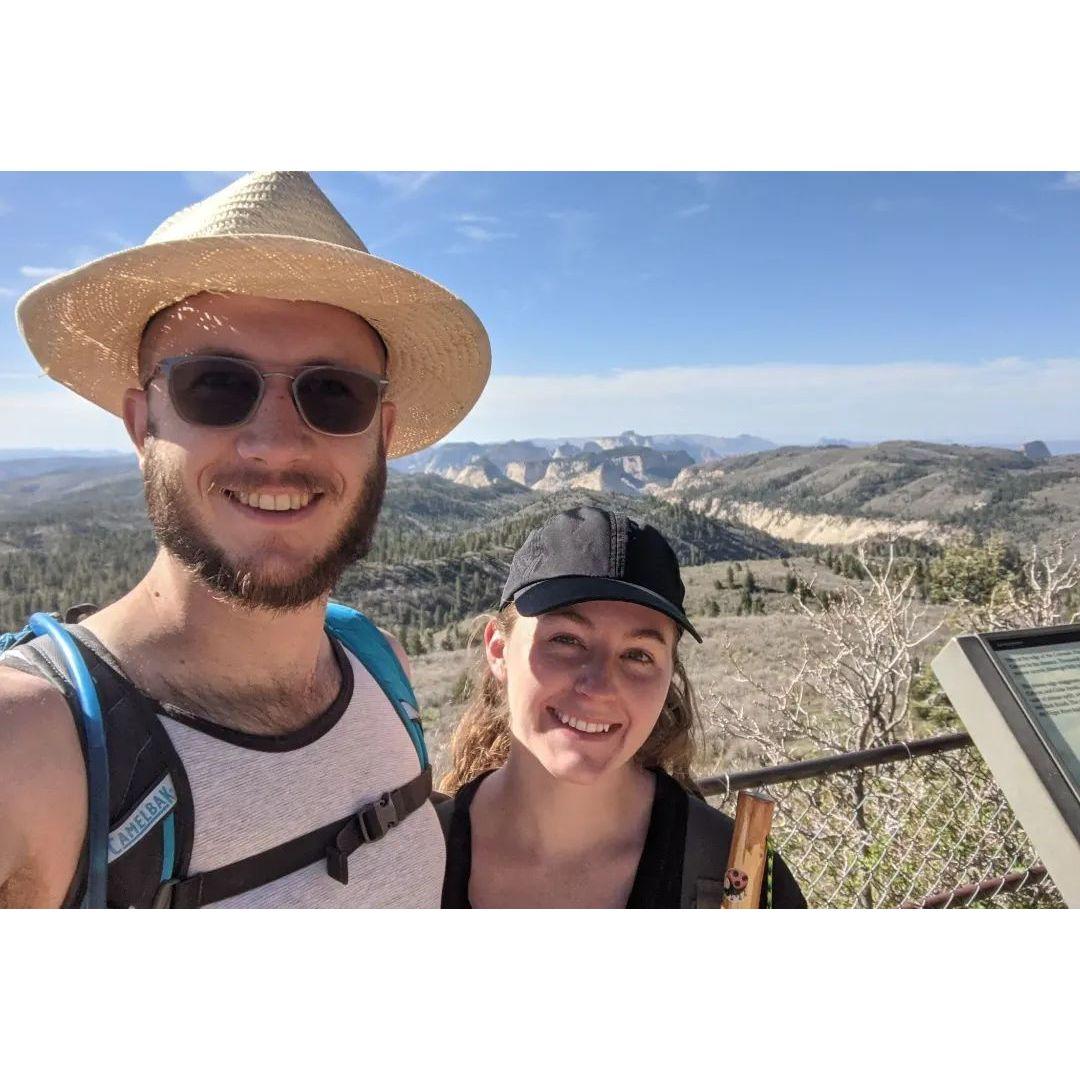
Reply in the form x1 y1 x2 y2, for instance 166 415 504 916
230 490 314 511
555 709 611 734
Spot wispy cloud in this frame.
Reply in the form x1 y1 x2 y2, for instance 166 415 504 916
452 212 500 224
456 223 515 243
694 173 726 194
370 172 438 199
182 171 246 197
444 211 516 254
0 286 20 298
993 203 1032 223
452 356 1080 446
1052 172 1080 191
675 203 709 219
19 265 67 279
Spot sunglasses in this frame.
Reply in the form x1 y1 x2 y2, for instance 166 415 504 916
147 355 389 437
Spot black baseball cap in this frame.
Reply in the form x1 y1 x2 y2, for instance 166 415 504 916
500 506 702 642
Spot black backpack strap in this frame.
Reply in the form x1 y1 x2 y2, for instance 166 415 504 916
434 793 454 840
681 793 793 908
681 793 738 909
63 625 197 907
162 765 433 908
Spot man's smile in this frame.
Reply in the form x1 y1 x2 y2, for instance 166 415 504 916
219 486 327 521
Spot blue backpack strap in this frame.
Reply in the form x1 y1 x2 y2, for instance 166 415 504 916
325 602 429 770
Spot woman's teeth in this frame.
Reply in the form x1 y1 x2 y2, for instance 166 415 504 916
553 708 611 734
229 490 314 511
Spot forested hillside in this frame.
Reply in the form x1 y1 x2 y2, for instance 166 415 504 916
0 462 786 638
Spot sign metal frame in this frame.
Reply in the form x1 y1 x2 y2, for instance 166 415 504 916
933 623 1080 907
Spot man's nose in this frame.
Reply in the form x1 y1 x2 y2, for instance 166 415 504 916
234 375 314 464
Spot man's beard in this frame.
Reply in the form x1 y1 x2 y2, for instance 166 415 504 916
143 441 386 612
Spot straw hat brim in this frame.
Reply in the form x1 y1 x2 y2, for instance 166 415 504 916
15 234 491 458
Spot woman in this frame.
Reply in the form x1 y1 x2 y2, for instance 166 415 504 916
438 505 806 908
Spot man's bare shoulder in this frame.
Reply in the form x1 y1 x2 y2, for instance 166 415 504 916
0 665 87 907
0 662 79 746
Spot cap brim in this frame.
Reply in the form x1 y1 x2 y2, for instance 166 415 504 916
510 576 702 643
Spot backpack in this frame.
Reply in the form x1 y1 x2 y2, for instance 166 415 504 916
0 601 431 908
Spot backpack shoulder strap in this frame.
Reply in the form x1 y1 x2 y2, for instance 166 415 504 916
1 616 195 908
325 602 429 769
434 793 454 840
681 793 736 909
681 794 778 909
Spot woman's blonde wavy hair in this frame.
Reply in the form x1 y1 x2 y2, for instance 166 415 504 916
440 601 703 797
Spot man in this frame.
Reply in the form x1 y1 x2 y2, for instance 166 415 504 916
0 172 490 907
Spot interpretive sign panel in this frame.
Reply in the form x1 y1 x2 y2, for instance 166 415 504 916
993 639 1080 785
933 624 1080 906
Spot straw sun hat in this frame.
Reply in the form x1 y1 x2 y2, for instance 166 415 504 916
15 171 491 458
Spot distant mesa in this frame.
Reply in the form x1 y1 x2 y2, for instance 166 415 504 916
391 432 780 496
442 457 524 490
816 437 865 449
505 460 548 486
1022 440 1052 463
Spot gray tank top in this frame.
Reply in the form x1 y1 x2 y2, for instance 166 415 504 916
7 633 445 908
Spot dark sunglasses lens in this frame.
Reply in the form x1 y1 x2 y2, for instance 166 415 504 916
170 358 260 427
295 369 381 435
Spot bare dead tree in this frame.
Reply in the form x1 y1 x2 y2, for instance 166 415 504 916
964 534 1080 632
705 543 942 907
707 543 942 766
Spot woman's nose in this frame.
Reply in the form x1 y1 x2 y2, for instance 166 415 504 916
574 652 617 698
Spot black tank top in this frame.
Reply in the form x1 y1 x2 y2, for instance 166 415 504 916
440 767 688 908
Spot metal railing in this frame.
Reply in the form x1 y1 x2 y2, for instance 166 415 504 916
701 731 1065 909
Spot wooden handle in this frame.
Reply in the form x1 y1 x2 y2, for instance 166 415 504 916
721 789 776 909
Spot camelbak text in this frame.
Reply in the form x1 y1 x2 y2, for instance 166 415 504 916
107 776 177 862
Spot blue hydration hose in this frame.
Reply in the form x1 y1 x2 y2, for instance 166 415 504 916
28 613 110 908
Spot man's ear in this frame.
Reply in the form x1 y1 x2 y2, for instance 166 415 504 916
380 399 397 453
122 387 150 469
484 618 508 684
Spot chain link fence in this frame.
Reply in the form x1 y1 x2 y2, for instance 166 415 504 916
701 732 1066 908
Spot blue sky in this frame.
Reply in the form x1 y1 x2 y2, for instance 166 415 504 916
2 171 1080 451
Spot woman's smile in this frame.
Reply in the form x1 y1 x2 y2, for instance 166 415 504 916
546 704 621 737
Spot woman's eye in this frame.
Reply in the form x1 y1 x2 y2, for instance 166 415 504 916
551 634 582 647
625 650 655 665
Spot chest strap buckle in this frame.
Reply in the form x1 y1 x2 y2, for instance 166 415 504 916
325 791 400 886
